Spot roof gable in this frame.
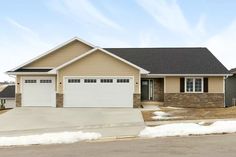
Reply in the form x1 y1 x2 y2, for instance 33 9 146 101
10 37 95 71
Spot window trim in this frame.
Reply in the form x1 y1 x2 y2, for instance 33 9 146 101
117 79 129 83
40 79 52 83
84 79 97 83
185 77 203 93
68 79 80 83
100 79 113 83
25 79 37 83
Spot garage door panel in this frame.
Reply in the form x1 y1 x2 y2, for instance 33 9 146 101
22 77 55 107
64 77 133 107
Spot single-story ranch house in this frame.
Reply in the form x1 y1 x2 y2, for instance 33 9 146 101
0 84 15 108
7 37 230 108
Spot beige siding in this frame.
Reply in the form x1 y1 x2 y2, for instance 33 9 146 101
165 77 180 93
16 75 57 93
209 77 224 93
58 50 140 93
24 41 92 68
165 76 224 93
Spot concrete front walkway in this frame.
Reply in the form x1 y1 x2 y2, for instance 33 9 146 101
0 107 145 137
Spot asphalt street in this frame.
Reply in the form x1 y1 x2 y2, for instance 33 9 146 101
1 133 236 157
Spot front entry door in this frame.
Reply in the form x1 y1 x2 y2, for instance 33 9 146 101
141 80 149 100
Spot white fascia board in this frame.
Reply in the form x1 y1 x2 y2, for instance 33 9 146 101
9 37 95 72
49 47 150 74
143 74 232 77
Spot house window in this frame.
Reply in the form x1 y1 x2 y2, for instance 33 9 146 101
185 77 203 93
40 80 52 83
195 78 202 92
117 79 129 83
68 79 80 83
100 79 113 83
84 79 96 83
25 80 37 83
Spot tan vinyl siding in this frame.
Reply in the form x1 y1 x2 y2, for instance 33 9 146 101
165 77 180 93
208 76 224 93
24 41 92 68
58 50 140 94
165 76 224 93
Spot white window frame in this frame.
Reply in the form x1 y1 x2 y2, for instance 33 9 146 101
185 77 203 93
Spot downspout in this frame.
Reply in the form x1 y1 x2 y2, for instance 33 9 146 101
224 75 229 107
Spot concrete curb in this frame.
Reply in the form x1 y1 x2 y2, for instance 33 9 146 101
145 118 236 126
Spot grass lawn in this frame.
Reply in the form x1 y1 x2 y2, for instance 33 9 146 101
142 106 236 122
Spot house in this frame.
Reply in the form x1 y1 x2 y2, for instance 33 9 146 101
7 37 230 108
0 84 15 108
225 68 236 107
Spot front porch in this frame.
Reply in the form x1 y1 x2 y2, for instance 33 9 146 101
140 78 164 107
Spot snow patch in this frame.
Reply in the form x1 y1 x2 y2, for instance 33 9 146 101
152 116 180 120
165 106 183 110
152 111 180 120
153 111 170 117
198 121 206 125
141 105 161 110
139 121 236 138
0 131 101 146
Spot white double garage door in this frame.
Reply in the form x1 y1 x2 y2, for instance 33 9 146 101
21 76 134 107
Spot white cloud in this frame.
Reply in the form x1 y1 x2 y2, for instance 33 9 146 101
0 18 53 81
205 20 236 69
5 17 50 48
136 0 206 38
6 17 37 36
47 0 122 30
137 0 192 35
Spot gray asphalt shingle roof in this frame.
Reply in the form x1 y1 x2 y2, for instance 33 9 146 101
0 85 15 98
105 48 230 74
14 69 52 72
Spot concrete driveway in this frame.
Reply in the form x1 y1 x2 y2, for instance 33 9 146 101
0 107 144 137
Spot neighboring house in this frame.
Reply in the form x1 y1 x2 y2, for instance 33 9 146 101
7 37 230 108
225 68 236 107
0 85 15 108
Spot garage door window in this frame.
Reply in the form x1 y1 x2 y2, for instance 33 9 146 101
117 79 129 83
84 79 96 83
100 79 113 83
40 80 52 83
68 79 80 83
25 80 37 83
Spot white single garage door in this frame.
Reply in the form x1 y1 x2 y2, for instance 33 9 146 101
21 77 56 107
64 77 134 107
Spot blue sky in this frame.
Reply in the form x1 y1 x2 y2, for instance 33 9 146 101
1 0 236 81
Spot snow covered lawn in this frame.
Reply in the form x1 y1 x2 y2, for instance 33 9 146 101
0 131 101 147
140 120 236 138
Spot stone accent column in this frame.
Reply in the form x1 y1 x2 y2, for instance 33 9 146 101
154 78 164 101
133 94 141 108
15 93 21 107
56 93 63 108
